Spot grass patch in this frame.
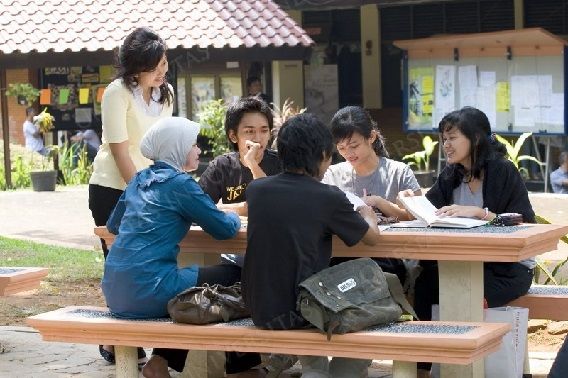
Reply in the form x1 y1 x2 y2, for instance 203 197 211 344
0 236 103 282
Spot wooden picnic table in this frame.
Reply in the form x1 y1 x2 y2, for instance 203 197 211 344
95 223 568 378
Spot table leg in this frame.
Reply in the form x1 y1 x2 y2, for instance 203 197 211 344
392 361 417 378
114 345 138 378
438 261 484 378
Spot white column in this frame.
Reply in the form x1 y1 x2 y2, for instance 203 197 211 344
272 60 304 110
438 261 484 378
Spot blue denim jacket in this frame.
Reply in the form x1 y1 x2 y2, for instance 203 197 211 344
103 161 240 318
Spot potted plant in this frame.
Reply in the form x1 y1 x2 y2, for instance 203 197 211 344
402 135 439 188
5 83 40 106
29 108 58 191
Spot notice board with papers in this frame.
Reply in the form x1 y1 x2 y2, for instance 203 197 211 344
394 28 568 136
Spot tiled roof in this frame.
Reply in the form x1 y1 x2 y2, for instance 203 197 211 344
0 0 313 54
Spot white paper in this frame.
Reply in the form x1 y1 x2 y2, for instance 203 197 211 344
399 196 487 228
514 106 537 128
458 65 477 107
511 75 538 108
479 71 496 87
476 86 496 128
537 75 553 107
343 191 366 211
434 65 456 128
75 108 92 124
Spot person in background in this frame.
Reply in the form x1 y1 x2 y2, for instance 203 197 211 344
401 107 535 378
550 151 568 194
246 76 270 104
198 96 280 374
22 107 50 156
71 128 101 161
88 26 173 366
243 113 382 377
322 106 421 283
102 117 242 377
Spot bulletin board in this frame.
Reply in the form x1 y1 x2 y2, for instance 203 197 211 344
394 28 568 136
39 65 114 131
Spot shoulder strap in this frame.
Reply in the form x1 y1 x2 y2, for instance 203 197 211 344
384 272 418 320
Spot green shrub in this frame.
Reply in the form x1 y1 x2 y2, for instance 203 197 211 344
198 99 230 157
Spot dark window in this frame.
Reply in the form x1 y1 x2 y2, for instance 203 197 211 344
381 6 411 41
445 1 479 34
480 0 514 32
525 0 567 35
413 4 445 38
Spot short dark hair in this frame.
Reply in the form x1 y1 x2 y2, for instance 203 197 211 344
438 107 506 180
25 107 35 116
330 106 389 157
115 27 172 105
225 97 273 150
277 113 333 178
246 76 261 88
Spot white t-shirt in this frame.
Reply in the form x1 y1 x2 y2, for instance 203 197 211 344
23 120 44 152
322 157 421 202
76 129 101 150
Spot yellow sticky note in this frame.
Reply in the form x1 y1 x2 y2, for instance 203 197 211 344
496 82 510 112
39 89 51 105
422 76 434 94
58 88 70 105
79 88 90 104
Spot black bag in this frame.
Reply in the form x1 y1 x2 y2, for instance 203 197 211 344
297 258 417 340
167 282 250 324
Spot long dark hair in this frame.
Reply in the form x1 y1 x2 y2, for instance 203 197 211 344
330 106 389 158
114 27 173 106
438 107 506 181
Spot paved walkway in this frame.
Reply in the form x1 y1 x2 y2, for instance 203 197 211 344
0 186 566 377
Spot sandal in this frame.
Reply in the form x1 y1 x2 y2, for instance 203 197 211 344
99 345 147 365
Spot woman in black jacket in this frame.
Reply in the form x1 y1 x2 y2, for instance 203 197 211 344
405 107 535 375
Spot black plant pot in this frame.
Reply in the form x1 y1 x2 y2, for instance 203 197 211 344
30 171 57 191
414 170 436 188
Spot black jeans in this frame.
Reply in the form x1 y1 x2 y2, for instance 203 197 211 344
414 260 534 370
152 264 261 373
549 335 568 377
88 184 123 259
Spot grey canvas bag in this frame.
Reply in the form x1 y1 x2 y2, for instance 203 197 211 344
297 257 417 340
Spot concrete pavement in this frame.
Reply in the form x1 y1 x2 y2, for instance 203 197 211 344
0 186 566 377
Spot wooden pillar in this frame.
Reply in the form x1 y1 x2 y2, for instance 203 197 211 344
361 4 382 109
0 69 11 189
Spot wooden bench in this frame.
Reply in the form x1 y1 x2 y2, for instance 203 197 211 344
0 267 48 296
509 284 568 321
27 306 510 378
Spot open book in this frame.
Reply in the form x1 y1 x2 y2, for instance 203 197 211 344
395 196 488 229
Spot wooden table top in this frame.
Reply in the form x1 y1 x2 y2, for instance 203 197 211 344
95 223 568 263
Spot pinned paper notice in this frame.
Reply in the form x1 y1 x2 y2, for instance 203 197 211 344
79 88 90 104
58 88 70 105
39 89 51 105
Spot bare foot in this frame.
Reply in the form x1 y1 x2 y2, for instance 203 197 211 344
142 355 171 378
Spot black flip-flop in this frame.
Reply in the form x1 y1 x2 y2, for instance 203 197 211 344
99 345 147 365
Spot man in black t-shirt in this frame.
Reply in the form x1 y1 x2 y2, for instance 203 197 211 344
199 97 281 214
198 97 279 374
243 113 381 377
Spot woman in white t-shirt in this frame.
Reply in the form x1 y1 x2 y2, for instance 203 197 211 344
322 106 422 219
87 26 173 367
322 106 422 284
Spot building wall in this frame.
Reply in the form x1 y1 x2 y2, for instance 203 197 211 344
4 68 32 145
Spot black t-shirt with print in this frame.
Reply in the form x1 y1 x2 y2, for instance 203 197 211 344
242 172 370 330
199 150 281 204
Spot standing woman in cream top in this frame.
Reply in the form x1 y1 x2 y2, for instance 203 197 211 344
89 27 173 261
